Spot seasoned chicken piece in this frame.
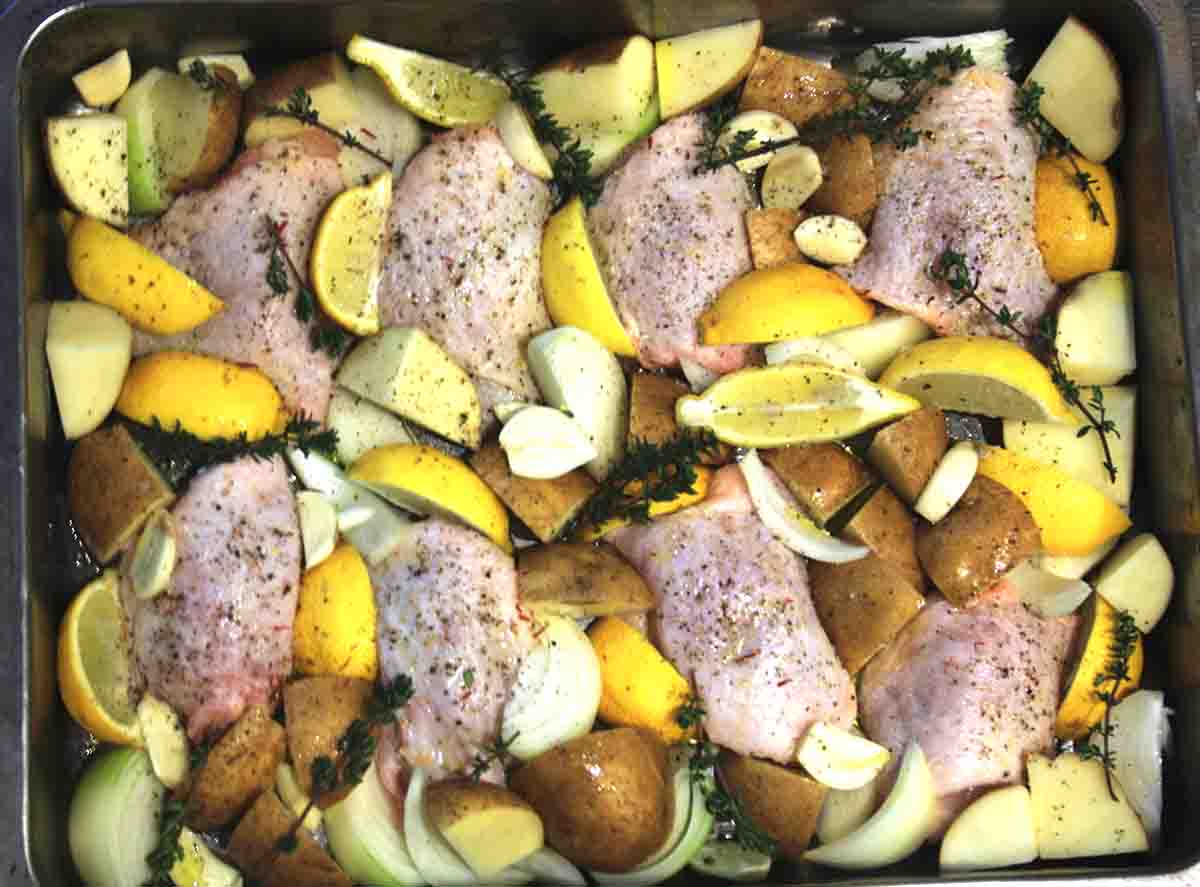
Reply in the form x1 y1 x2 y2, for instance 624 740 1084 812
841 69 1057 338
123 457 301 741
130 132 343 420
590 114 754 374
378 125 553 409
372 519 534 785
859 581 1077 836
609 466 856 763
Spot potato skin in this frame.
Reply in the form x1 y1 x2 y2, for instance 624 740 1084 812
843 485 924 592
738 47 849 127
227 788 351 887
917 475 1040 606
867 407 949 505
517 542 655 617
471 439 596 543
762 443 873 525
509 727 672 873
806 134 879 229
718 750 827 861
808 554 925 674
745 209 806 270
170 66 241 193
283 675 373 804
187 704 286 831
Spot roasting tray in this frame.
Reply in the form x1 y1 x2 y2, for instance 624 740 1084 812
4 0 1200 883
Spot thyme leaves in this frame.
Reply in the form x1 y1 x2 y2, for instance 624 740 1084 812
185 59 226 93
1076 610 1140 800
929 248 1120 481
262 216 352 358
134 415 338 475
145 797 187 885
469 731 520 782
263 86 392 167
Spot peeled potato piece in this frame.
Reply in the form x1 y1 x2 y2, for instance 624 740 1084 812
424 780 544 878
44 115 129 227
46 301 132 440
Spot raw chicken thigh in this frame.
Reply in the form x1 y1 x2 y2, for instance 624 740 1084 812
610 465 856 763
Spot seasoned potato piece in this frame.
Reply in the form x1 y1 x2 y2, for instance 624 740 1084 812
745 208 806 269
808 555 925 674
761 443 873 526
738 47 849 127
160 66 242 193
242 52 357 147
806 134 878 229
471 439 596 543
284 676 373 803
188 704 286 831
867 407 949 504
843 485 924 592
509 727 671 873
628 372 689 445
424 779 544 877
718 750 827 861
68 424 175 563
517 542 654 617
227 788 352 887
917 476 1040 607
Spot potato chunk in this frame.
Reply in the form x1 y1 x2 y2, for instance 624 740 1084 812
283 676 373 803
867 407 949 505
745 208 806 269
424 780 544 877
227 788 352 887
738 47 849 127
718 750 827 862
517 542 655 617
761 443 873 526
843 485 924 592
44 115 129 227
471 439 596 543
188 704 286 831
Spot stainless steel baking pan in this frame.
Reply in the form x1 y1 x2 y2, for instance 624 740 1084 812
4 0 1200 882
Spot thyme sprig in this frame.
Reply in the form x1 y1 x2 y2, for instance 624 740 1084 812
929 248 1119 481
145 797 187 885
1014 82 1109 227
275 675 415 854
470 731 520 782
696 93 757 172
1077 610 1140 800
491 68 601 208
263 86 392 167
566 429 722 537
262 216 352 358
185 59 226 92
135 415 337 475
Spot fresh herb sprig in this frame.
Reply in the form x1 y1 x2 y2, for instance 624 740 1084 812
696 93 758 172
470 731 520 782
186 59 226 92
491 68 601 208
929 248 1120 481
275 674 415 854
566 429 722 537
263 86 392 167
262 216 352 358
1077 610 1140 800
134 415 337 479
1014 82 1109 226
145 797 187 885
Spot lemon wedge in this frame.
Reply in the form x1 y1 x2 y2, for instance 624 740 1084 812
1056 595 1143 740
348 443 512 553
293 543 379 681
346 35 508 127
677 364 920 447
796 722 891 791
739 448 869 562
878 335 1075 423
58 571 141 746
310 172 390 336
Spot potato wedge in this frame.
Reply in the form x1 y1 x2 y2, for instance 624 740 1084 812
746 209 806 269
739 47 849 127
188 704 286 831
940 785 1037 873
628 372 689 446
157 66 242 193
509 727 672 873
916 476 1039 607
761 443 874 526
68 424 175 563
655 20 763 119
471 439 596 543
424 779 544 877
843 485 924 592
227 788 352 887
46 301 132 440
44 115 129 227
326 386 413 465
337 65 425 188
867 407 949 505
517 542 655 618
284 675 373 803
809 555 925 674
806 134 878 229
718 751 827 862
73 49 132 107
1027 752 1148 859
243 52 358 147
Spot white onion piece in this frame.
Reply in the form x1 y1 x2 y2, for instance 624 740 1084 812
1104 689 1170 847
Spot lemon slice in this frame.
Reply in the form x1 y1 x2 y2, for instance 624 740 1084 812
310 172 391 336
58 571 141 746
347 35 508 127
348 443 512 553
677 364 920 447
1055 594 1143 740
878 335 1075 423
739 448 869 563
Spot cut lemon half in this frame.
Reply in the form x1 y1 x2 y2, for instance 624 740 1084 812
1055 594 1143 740
347 443 512 553
310 172 391 336
541 197 637 357
699 264 874 346
58 570 141 746
677 364 920 448
878 335 1075 423
346 35 508 127
976 445 1130 555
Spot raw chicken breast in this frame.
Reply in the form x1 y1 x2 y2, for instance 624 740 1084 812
841 68 1057 338
131 132 343 420
859 582 1077 835
378 125 553 407
372 518 534 784
609 466 856 762
124 457 301 741
589 114 754 373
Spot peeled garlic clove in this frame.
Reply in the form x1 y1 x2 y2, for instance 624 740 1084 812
717 109 799 172
794 214 868 265
130 509 176 600
797 721 892 790
499 405 598 479
761 144 823 211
